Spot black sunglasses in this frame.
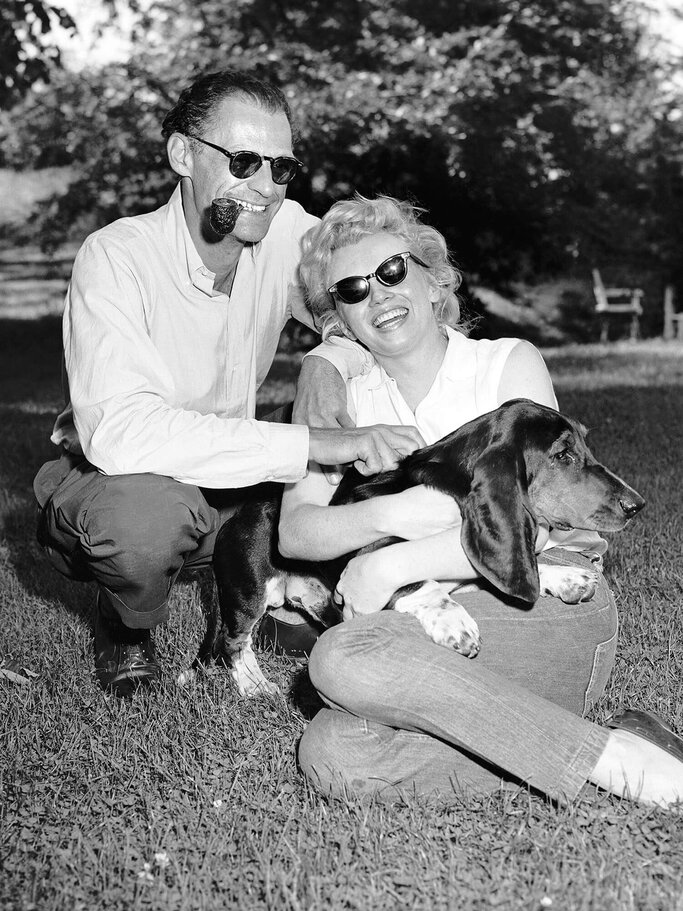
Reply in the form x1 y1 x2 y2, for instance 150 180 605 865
189 135 303 185
328 252 429 305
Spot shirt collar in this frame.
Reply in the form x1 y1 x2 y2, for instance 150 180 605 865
362 325 468 391
162 181 259 298
439 326 472 383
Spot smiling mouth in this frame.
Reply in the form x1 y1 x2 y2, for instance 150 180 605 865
372 307 408 329
209 196 269 235
231 199 267 213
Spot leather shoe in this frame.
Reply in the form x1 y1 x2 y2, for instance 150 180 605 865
93 597 160 697
256 611 322 658
607 709 683 763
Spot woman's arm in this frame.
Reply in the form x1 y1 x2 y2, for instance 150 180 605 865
335 528 470 616
282 339 560 605
278 468 462 561
337 521 551 616
497 340 558 408
335 341 559 614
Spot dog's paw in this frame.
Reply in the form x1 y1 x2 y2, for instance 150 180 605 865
427 602 481 657
230 645 280 698
285 573 332 622
539 563 599 604
393 581 481 657
176 667 197 687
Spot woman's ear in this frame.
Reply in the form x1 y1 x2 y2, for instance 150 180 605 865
427 275 441 305
167 133 194 178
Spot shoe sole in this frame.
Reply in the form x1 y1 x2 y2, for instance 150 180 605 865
607 709 683 763
97 666 160 698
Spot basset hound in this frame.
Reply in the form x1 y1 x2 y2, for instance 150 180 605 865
205 398 644 696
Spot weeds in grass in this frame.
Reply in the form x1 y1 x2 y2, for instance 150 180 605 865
2 326 683 910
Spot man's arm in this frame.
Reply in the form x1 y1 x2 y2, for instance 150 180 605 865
292 338 378 482
65 238 419 487
292 337 373 428
293 354 353 429
308 424 423 478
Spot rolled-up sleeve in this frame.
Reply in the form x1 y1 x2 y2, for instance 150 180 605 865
64 237 309 488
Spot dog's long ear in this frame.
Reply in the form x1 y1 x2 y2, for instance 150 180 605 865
460 446 539 604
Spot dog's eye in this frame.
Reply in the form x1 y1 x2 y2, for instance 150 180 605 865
554 450 575 464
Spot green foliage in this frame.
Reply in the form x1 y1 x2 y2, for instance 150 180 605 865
3 0 683 286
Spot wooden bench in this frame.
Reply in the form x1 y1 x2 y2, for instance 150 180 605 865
591 269 643 343
663 285 683 341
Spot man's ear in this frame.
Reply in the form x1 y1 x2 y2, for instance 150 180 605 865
166 133 194 178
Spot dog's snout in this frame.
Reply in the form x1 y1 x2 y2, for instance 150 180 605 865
619 495 645 518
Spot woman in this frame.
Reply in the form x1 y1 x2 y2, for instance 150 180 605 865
280 195 683 808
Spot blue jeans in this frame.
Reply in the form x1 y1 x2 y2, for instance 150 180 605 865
298 550 616 805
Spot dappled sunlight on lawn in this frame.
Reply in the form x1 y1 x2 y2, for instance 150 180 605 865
542 340 683 390
3 306 683 911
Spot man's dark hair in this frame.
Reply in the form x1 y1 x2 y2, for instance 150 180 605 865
161 70 296 141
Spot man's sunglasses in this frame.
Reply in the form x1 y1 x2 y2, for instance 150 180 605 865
328 252 429 305
189 135 303 185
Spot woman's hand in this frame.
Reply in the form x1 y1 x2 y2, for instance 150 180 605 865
334 549 401 619
382 486 462 540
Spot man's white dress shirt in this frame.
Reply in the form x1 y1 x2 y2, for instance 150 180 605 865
52 184 365 488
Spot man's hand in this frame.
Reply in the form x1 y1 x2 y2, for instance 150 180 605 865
293 356 352 428
308 425 424 477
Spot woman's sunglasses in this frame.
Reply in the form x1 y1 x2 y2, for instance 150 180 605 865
189 135 303 185
328 252 429 305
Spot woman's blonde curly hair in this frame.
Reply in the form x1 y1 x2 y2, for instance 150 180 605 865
299 194 466 340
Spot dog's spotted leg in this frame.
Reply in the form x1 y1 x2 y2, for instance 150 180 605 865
220 575 287 697
393 580 481 657
284 573 340 629
230 638 280 698
284 574 336 625
538 563 599 604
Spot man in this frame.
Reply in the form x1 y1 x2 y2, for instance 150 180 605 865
33 71 422 697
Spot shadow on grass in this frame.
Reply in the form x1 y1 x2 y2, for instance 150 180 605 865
0 315 94 627
288 663 325 719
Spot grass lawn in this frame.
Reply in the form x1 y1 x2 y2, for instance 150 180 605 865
2 293 683 909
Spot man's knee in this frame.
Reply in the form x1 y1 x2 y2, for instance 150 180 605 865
79 473 215 578
41 470 216 589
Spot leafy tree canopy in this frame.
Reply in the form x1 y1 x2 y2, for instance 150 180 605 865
0 0 74 108
3 0 683 291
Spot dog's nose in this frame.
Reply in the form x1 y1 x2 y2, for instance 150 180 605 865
619 495 645 518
